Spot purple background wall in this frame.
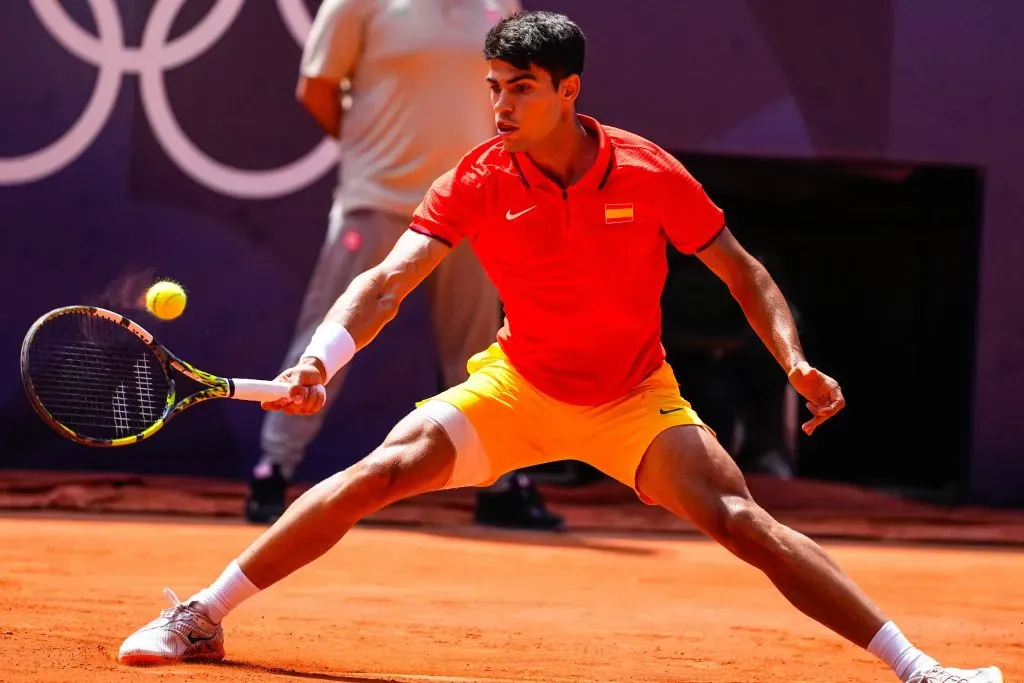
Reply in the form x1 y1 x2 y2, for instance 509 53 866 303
1 1 1021 504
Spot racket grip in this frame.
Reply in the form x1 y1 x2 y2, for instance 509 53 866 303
230 379 293 403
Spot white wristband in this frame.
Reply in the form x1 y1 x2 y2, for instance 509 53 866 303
301 322 356 384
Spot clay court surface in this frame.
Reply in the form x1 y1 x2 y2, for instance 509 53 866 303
0 515 1022 683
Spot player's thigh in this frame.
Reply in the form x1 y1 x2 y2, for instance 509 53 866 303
634 424 758 545
575 363 712 498
348 407 459 506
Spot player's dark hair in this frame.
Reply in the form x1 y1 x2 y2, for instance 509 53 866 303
483 11 586 88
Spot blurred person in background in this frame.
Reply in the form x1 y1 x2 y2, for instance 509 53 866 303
248 0 563 531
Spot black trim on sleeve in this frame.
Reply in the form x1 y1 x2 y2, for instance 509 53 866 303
409 224 453 248
695 223 727 253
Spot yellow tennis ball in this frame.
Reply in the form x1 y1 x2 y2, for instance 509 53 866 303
145 281 187 320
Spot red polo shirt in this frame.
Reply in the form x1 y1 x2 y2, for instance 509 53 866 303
411 115 725 406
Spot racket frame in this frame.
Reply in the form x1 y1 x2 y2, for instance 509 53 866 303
21 305 244 447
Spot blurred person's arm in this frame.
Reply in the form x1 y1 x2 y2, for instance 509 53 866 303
296 0 367 138
296 78 344 139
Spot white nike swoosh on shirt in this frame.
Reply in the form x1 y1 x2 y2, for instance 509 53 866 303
505 206 537 220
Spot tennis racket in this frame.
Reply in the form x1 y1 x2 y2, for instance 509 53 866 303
20 305 293 447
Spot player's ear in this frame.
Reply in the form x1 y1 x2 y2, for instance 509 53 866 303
559 74 581 104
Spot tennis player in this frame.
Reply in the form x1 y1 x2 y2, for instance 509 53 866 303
119 12 1001 683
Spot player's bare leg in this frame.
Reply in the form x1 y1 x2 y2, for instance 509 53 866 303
634 424 1001 683
636 425 885 643
118 411 456 665
238 411 455 588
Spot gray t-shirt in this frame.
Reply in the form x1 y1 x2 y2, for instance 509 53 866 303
301 0 520 217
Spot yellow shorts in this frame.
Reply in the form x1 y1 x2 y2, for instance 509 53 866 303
416 343 713 503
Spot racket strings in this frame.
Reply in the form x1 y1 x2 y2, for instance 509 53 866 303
26 314 171 439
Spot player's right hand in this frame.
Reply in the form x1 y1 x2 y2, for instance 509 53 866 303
261 360 327 415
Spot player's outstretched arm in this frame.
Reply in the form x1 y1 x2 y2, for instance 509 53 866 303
695 227 845 435
264 230 450 414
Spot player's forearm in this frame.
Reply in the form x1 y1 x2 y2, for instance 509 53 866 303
321 267 401 350
297 266 409 382
730 263 806 375
297 231 448 383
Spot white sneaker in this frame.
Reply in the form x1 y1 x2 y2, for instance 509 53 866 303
908 666 1003 683
118 588 225 665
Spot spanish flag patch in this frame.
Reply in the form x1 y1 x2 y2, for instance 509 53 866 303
604 203 634 224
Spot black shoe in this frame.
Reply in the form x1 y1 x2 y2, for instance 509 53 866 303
245 464 287 525
474 473 566 532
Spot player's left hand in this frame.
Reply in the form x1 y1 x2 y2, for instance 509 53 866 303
787 361 845 435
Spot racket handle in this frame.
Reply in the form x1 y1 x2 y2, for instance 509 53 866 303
230 379 293 403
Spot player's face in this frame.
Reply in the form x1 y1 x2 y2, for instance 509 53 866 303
487 60 570 152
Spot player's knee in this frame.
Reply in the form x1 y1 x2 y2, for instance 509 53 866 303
317 453 410 517
333 417 454 507
345 452 405 503
719 497 784 562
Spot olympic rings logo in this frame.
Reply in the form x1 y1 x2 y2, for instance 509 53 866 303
0 0 338 199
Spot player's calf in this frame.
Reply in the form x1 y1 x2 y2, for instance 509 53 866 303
634 426 1004 682
711 497 890 645
636 426 888 647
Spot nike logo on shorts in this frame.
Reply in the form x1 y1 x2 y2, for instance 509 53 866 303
659 407 684 414
506 206 537 220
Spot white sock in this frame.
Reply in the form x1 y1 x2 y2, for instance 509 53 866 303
188 560 260 624
868 621 938 682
